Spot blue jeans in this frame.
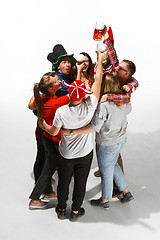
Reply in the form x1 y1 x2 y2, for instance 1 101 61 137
96 138 128 201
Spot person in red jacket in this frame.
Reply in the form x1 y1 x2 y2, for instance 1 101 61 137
28 71 69 209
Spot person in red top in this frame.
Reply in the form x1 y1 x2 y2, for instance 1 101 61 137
28 71 69 209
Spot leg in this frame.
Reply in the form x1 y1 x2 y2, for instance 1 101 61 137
72 151 93 212
33 137 46 183
96 139 126 201
29 136 59 200
113 153 124 190
56 156 74 210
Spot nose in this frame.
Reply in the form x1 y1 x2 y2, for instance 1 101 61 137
66 61 71 67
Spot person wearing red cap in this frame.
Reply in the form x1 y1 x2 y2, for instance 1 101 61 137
62 72 134 209
38 51 106 221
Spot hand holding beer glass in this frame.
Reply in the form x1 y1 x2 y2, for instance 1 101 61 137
93 22 107 41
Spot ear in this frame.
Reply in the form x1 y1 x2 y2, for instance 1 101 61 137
126 72 129 78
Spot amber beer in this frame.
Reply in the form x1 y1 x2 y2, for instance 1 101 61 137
97 43 108 64
93 22 105 41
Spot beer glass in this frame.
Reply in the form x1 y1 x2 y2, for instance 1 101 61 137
93 22 105 41
97 43 108 64
76 54 84 65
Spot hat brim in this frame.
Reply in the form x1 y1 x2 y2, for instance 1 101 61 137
52 54 76 71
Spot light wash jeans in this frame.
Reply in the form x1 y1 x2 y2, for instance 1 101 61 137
96 138 128 201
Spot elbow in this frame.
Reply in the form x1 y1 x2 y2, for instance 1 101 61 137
28 103 32 110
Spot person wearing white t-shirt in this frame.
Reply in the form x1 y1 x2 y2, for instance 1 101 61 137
38 52 106 221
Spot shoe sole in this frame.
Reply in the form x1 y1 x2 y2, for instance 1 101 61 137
121 197 134 204
42 197 57 201
91 203 110 211
55 209 66 220
94 174 101 177
69 213 85 222
57 215 66 220
29 204 48 210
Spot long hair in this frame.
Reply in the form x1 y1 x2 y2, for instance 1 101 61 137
33 71 56 118
80 52 94 88
100 72 125 100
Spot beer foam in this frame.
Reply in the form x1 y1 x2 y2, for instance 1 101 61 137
95 22 105 30
76 54 84 62
97 43 107 52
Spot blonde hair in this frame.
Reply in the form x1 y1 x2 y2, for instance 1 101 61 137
100 73 125 106
33 71 56 118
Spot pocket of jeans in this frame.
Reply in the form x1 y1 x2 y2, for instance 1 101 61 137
106 142 121 155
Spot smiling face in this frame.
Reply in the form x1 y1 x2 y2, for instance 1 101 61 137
48 75 61 94
82 55 90 72
58 56 71 75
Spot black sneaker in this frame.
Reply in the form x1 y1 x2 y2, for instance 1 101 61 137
91 198 110 210
55 207 66 220
69 208 85 222
121 192 134 204
112 188 123 198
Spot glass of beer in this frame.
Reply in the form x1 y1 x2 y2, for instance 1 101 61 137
93 22 105 41
76 54 84 65
97 43 108 64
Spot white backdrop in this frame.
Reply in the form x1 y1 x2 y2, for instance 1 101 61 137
1 0 160 135
0 1 160 239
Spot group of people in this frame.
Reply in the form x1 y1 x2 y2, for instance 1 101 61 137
28 28 138 222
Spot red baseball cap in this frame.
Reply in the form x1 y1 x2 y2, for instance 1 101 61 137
62 80 93 101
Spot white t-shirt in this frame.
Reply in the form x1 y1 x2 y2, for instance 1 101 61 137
53 94 98 159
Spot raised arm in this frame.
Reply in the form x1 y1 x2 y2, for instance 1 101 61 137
103 31 119 70
91 51 106 100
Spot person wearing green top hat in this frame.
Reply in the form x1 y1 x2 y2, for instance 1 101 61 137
47 44 76 97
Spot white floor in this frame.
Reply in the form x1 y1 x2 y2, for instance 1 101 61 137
1 130 160 240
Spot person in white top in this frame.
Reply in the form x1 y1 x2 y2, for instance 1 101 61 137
62 73 134 210
38 51 107 222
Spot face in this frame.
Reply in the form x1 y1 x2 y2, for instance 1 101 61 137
58 57 71 75
49 75 61 94
82 55 90 72
115 61 129 82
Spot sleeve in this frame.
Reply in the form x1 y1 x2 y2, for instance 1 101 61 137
103 37 119 70
53 110 63 128
89 104 107 133
107 92 131 105
127 77 139 92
